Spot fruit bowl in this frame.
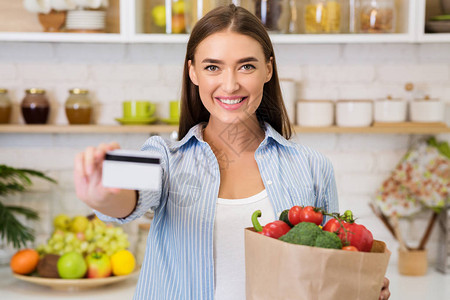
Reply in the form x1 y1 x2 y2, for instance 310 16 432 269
12 270 139 291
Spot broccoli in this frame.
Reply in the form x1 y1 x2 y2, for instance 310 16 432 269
315 230 343 249
279 222 342 250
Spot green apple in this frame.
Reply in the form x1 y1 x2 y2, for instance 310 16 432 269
70 216 89 233
173 1 185 15
57 252 87 279
152 5 166 28
85 252 112 278
53 214 71 231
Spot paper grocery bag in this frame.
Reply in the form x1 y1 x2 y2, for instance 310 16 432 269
245 228 391 300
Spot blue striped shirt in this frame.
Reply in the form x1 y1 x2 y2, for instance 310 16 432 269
96 122 339 300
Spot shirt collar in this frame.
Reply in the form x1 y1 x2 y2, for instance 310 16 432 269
169 121 294 150
261 122 296 148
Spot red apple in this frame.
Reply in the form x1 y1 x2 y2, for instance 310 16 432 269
85 252 112 278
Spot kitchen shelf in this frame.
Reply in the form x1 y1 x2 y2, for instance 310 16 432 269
1 124 449 134
0 124 178 134
0 32 125 43
129 33 413 44
5 0 446 44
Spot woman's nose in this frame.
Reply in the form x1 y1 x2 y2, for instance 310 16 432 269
222 70 239 93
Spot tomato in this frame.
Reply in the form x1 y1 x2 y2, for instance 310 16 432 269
288 206 303 226
323 212 374 252
323 218 342 233
298 206 323 225
344 222 373 252
342 246 359 251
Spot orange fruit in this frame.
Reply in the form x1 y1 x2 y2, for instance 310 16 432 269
10 249 40 275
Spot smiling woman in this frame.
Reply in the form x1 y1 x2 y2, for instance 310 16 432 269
178 4 292 141
73 4 390 300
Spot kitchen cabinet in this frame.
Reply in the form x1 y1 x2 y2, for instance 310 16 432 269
0 0 449 44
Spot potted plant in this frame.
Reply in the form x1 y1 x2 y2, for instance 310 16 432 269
372 137 450 276
0 164 56 264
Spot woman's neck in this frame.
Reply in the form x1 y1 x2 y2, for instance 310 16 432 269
203 116 265 157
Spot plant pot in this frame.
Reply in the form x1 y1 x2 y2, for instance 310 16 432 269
38 10 67 32
398 248 428 276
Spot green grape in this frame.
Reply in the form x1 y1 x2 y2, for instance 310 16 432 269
53 242 64 251
44 245 53 253
105 227 115 236
80 241 89 252
64 245 73 253
85 228 94 241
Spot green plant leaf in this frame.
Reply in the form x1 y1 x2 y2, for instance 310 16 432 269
0 202 35 249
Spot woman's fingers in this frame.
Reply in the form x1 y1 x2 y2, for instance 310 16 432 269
84 146 96 176
74 152 86 178
379 277 390 300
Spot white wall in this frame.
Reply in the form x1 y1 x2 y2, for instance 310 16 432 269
1 42 449 267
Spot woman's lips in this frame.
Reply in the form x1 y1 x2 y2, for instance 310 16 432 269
215 96 248 111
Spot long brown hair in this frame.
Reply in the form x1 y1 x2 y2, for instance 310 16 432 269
178 4 292 140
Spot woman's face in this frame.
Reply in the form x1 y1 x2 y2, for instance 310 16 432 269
189 30 273 125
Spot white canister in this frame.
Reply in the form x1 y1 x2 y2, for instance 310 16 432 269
410 97 445 123
374 97 407 123
280 79 296 124
336 100 373 127
296 100 334 127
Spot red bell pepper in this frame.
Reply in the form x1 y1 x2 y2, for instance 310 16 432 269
323 210 374 252
252 210 291 239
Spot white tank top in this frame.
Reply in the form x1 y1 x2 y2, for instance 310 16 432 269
213 189 276 300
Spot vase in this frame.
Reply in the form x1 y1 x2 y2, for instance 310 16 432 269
38 10 67 32
398 248 428 276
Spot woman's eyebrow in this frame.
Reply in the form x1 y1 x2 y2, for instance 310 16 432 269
201 57 259 64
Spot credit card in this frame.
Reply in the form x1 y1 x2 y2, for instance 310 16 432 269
102 149 161 190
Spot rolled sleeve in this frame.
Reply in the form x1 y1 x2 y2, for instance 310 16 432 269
94 136 169 224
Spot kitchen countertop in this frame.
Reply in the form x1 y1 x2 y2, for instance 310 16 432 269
0 264 449 299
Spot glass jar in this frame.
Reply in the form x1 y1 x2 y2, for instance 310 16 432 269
0 89 12 124
147 0 168 33
184 0 230 33
171 0 188 34
359 0 396 33
304 0 343 34
253 0 291 33
65 88 93 125
21 88 50 124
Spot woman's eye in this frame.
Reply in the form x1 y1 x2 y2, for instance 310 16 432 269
205 65 218 72
241 64 255 71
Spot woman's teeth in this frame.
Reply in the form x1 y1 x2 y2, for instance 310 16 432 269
218 97 245 105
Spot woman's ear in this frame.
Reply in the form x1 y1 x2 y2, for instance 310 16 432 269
188 60 199 86
265 57 273 83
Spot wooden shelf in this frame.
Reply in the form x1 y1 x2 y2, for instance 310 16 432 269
0 124 178 134
292 124 450 134
0 123 449 134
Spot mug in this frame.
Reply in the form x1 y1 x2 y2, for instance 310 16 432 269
123 101 156 119
169 100 180 120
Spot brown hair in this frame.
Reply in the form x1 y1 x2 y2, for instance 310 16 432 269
178 4 292 140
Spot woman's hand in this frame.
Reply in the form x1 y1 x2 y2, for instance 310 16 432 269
74 142 121 209
379 277 390 300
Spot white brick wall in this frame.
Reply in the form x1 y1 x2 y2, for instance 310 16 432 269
1 41 450 266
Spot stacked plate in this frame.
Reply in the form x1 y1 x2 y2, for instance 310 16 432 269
66 10 106 31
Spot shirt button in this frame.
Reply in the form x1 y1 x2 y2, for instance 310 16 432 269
267 180 273 185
